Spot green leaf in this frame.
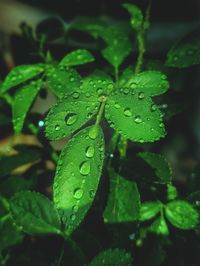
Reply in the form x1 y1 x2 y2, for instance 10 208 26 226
165 200 199 229
53 125 105 236
59 49 94 67
165 28 200 68
101 25 132 69
0 149 41 177
10 191 61 235
103 168 140 223
88 248 132 266
150 216 169 235
105 90 166 142
119 66 134 87
46 65 82 98
0 215 23 252
167 184 178 201
122 3 144 30
0 64 45 95
138 152 172 184
12 79 43 133
45 92 99 140
125 71 169 97
140 201 162 221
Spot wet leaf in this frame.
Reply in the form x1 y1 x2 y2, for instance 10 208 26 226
10 191 61 235
103 168 140 223
140 201 162 221
53 126 105 236
0 64 45 95
45 92 99 140
105 90 165 142
12 79 43 133
150 216 169 235
59 49 94 67
165 200 199 229
138 152 172 184
88 248 132 266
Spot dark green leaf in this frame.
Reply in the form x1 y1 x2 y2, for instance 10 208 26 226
138 152 172 184
150 216 169 235
45 92 99 140
0 64 45 95
53 125 105 236
105 90 165 142
88 248 132 266
165 28 200 68
46 65 81 98
125 71 169 97
59 49 94 67
103 168 140 223
122 3 144 30
140 201 162 221
165 200 199 229
10 191 61 235
12 79 43 133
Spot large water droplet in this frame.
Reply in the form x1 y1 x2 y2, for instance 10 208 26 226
65 113 78 125
124 108 132 117
114 103 120 109
89 126 99 140
130 83 137 89
134 115 142 124
79 161 91 175
151 104 157 111
138 92 145 99
85 146 95 158
72 92 80 99
55 124 60 131
73 188 83 199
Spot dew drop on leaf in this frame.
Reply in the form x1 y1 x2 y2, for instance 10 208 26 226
55 125 60 131
85 146 95 158
114 103 121 109
72 92 80 99
89 126 99 140
134 115 142 124
73 188 83 199
138 92 145 99
65 113 78 125
124 108 132 117
79 161 91 175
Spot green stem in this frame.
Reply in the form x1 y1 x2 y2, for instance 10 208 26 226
114 66 119 85
134 31 145 74
95 100 106 126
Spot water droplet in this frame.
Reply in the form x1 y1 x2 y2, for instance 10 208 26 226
151 104 157 111
55 124 60 131
79 161 91 175
130 82 137 89
85 146 95 158
72 205 78 212
70 77 75 82
65 113 77 125
38 120 44 127
124 108 132 117
72 92 80 99
108 83 114 90
89 189 95 198
73 188 83 199
70 214 76 221
97 88 103 94
114 103 120 109
134 115 142 124
123 87 129 94
89 126 99 140
138 92 145 99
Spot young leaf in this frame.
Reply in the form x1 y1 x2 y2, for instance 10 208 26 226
0 215 23 252
138 152 172 184
125 71 169 97
88 248 132 266
165 200 199 229
59 49 94 67
10 191 61 235
12 79 43 133
165 28 200 68
140 201 162 221
150 216 169 235
103 168 140 223
122 3 144 30
53 125 105 236
167 184 178 201
105 90 165 142
47 65 82 98
0 64 45 95
45 92 99 140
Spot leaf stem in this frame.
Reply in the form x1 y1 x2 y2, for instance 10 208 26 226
95 100 106 126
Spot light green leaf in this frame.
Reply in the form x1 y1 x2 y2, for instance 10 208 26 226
45 92 99 140
59 49 94 67
10 191 61 235
140 201 162 221
150 216 169 235
101 25 132 69
165 28 200 68
0 64 45 95
88 248 132 266
0 214 23 252
125 71 169 97
105 90 166 142
122 3 144 30
167 184 178 201
46 65 82 98
53 125 105 236
138 152 172 184
12 79 43 133
103 168 140 223
165 200 199 229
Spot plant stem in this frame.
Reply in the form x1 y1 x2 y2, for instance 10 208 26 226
135 31 145 74
114 66 119 85
95 100 106 126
